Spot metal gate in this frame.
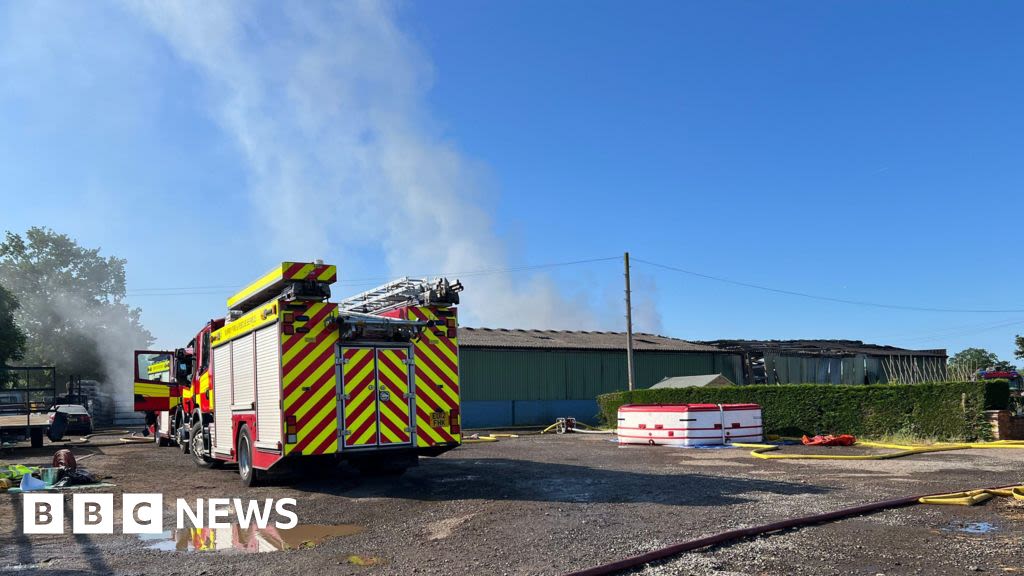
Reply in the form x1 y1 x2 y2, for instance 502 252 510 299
339 346 413 448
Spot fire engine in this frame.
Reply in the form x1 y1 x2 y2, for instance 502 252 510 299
133 261 463 486
978 369 1024 393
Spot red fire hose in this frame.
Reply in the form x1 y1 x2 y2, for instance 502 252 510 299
564 485 1013 576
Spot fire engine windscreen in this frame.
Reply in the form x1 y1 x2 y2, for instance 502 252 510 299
137 353 173 383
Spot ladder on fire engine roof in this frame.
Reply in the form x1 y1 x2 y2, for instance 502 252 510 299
337 277 434 314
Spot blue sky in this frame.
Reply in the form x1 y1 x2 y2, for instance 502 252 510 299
1 1 1022 363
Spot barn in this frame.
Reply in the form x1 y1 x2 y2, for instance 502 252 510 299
458 328 744 428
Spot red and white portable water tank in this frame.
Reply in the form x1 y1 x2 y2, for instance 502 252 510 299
616 403 763 447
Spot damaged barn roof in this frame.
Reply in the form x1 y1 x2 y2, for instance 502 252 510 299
460 328 727 353
698 339 947 358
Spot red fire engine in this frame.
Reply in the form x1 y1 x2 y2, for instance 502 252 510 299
133 261 462 486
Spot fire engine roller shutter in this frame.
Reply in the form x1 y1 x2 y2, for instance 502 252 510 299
232 332 255 409
376 348 412 445
255 324 282 447
211 342 233 453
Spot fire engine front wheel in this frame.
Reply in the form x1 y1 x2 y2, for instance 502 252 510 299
237 425 266 487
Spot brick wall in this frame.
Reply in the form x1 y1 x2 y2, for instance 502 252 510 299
985 410 1024 440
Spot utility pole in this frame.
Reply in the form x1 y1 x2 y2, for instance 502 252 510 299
624 251 635 391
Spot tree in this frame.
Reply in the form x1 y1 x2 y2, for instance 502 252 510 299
949 347 1015 373
1016 335 1024 361
0 227 153 388
0 284 26 386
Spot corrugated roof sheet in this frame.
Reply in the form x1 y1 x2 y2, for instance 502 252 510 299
650 374 736 388
700 339 947 358
460 328 727 353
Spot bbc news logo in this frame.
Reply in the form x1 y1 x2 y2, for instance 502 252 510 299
22 494 298 534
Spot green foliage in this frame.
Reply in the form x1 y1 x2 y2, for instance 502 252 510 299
1016 335 1024 361
0 227 153 383
949 347 1015 372
597 380 1009 442
0 284 26 362
0 284 27 386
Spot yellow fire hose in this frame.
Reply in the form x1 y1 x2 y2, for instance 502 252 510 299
119 436 154 444
540 420 615 435
540 422 561 435
919 485 1024 505
463 435 500 443
733 439 1024 461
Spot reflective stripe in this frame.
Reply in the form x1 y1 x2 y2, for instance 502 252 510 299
408 306 460 447
133 382 182 412
343 348 378 447
377 349 411 445
282 302 339 455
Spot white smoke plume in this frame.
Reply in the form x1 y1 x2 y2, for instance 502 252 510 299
126 1 657 331
50 293 150 408
630 271 665 336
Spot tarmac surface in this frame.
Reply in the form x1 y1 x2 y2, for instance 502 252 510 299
1 431 1023 575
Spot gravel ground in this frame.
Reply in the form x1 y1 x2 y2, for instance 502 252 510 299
1 432 1022 575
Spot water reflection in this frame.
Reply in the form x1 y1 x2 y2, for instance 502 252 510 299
140 524 364 553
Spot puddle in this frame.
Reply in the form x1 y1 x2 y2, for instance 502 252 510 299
140 524 364 553
943 521 998 535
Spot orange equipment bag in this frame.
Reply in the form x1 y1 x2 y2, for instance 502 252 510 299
801 434 857 446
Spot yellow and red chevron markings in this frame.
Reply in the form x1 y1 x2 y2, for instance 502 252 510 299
376 349 412 445
282 262 336 283
282 301 340 455
343 347 378 447
407 306 460 446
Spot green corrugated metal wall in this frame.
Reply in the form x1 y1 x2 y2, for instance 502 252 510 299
461 348 745 401
764 354 947 384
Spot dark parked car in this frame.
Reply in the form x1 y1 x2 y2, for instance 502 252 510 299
48 404 94 435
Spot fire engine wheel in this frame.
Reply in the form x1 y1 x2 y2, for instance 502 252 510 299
154 428 169 448
237 425 266 487
189 419 221 469
176 412 189 453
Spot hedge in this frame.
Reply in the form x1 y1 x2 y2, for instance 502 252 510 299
597 380 1010 442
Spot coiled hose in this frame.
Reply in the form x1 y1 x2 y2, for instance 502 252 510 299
735 439 1024 460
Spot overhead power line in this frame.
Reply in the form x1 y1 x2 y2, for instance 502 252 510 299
882 318 1024 345
633 258 1024 314
870 317 1024 341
